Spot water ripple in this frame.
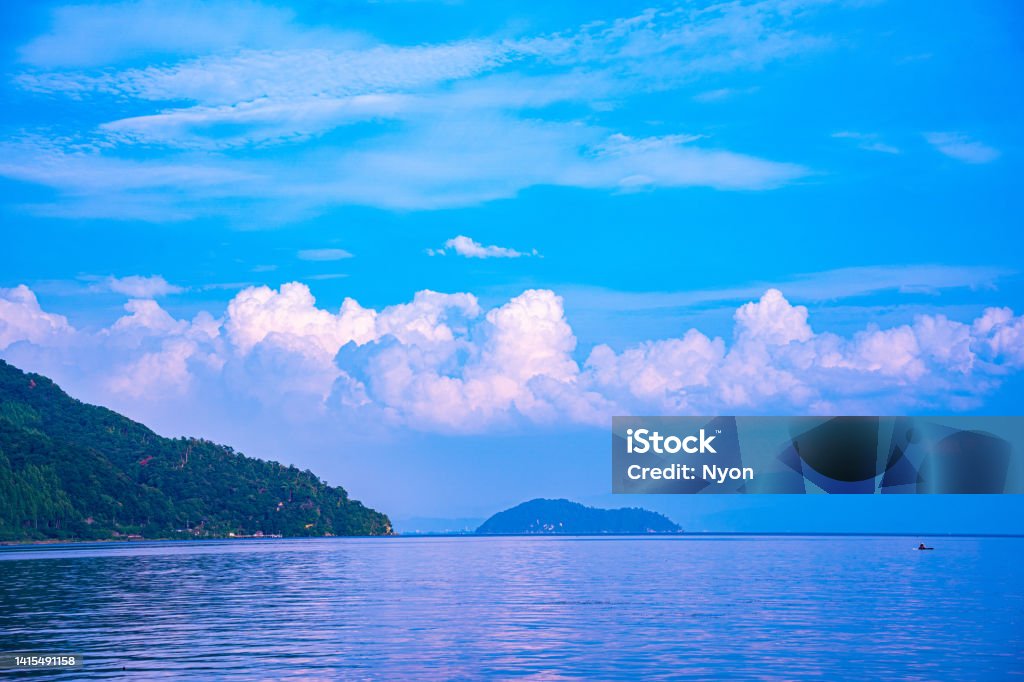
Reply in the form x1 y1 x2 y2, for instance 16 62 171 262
1 537 1022 680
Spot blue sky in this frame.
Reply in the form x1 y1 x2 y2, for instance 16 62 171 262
1 1 1023 530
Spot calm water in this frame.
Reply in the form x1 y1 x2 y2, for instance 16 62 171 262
1 536 1022 680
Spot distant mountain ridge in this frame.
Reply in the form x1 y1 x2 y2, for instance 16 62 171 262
476 498 681 535
0 360 391 541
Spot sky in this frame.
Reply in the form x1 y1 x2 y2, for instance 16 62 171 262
1 0 1023 531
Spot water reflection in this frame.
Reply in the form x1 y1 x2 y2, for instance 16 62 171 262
1 537 1022 680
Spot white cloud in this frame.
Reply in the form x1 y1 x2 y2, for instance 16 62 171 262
693 88 758 103
846 324 925 380
99 94 417 149
559 264 1014 313
3 282 1024 433
912 315 974 373
0 285 73 351
580 132 806 191
586 330 724 409
23 41 513 106
376 291 480 345
297 248 353 262
832 131 900 155
924 132 1000 164
972 307 1024 367
584 288 1023 414
0 136 259 221
225 282 377 360
19 2 826 104
354 289 580 429
97 275 184 298
110 298 187 335
734 288 813 345
0 119 808 221
317 121 807 212
433 235 538 259
477 289 578 384
18 0 357 69
1 1 834 219
106 337 201 398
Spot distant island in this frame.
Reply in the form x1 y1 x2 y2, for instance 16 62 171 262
0 360 391 542
476 498 681 535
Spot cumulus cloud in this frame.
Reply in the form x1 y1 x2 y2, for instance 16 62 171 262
734 289 813 345
431 235 538 259
3 282 1024 433
972 307 1024 367
225 282 377 360
347 289 583 429
110 298 188 335
0 285 74 350
924 132 1000 164
586 330 725 409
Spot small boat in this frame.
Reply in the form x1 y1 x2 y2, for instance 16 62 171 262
916 543 934 551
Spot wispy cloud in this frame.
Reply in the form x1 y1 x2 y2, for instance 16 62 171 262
325 121 807 210
0 0 837 220
693 87 759 103
17 1 360 68
559 264 1015 313
430 235 539 259
924 132 1000 164
306 273 350 281
91 275 184 298
832 131 900 155
0 119 809 220
0 135 259 220
298 248 353 262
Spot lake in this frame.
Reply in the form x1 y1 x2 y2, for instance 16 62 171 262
1 536 1022 680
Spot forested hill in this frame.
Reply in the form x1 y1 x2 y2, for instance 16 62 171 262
0 360 391 541
476 499 681 535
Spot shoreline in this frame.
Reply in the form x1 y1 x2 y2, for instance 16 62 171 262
3 531 1024 547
